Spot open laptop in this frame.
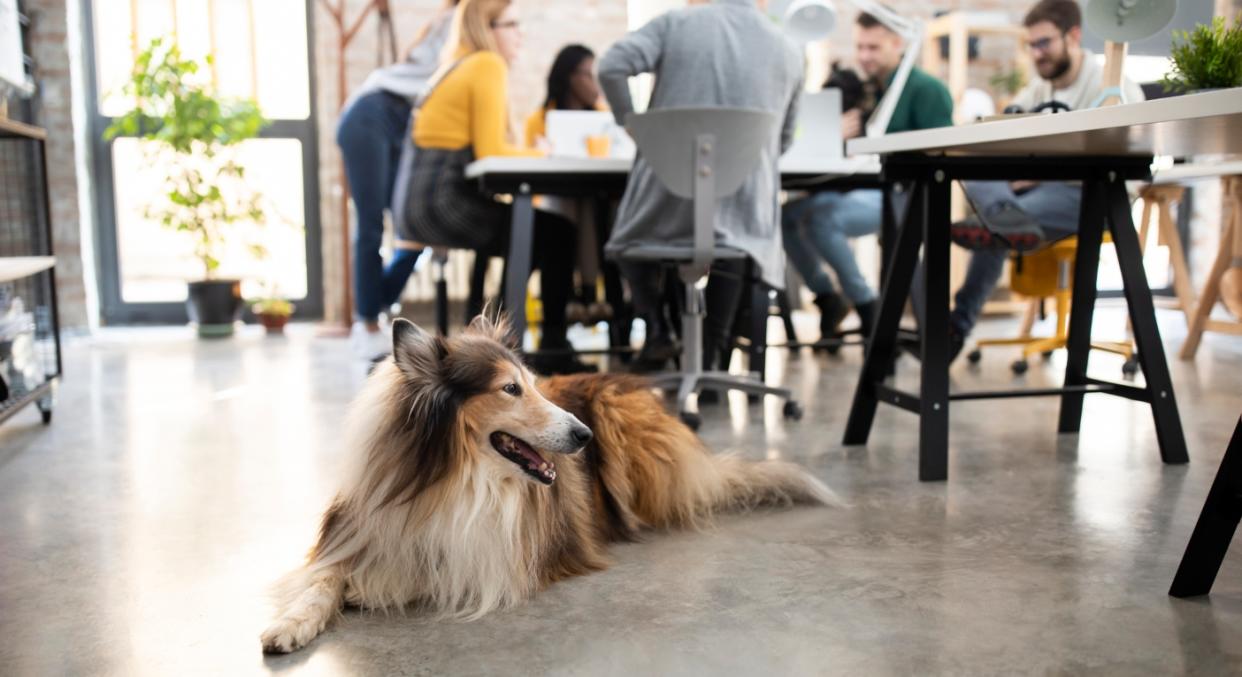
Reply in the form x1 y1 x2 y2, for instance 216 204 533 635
784 88 844 162
545 110 636 159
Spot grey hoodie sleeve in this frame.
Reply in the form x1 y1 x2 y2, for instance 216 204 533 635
780 65 805 155
597 13 672 127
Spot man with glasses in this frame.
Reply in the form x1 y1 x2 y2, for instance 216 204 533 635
783 11 954 344
936 0 1145 361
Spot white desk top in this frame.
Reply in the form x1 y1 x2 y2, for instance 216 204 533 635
464 155 881 179
847 89 1242 159
0 256 55 283
1150 160 1242 184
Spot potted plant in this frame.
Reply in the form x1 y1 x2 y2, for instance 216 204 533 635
1161 16 1242 94
989 67 1026 111
252 298 295 335
105 38 269 338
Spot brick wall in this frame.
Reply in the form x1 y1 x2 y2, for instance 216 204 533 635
24 0 90 330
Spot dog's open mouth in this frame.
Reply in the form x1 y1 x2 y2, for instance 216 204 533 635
490 431 556 485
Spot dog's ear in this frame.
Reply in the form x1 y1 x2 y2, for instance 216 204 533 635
466 313 496 336
466 309 515 347
392 318 443 375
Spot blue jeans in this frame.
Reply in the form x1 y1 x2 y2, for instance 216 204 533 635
782 189 881 305
935 181 1082 334
337 90 423 323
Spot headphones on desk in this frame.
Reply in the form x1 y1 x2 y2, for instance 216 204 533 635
1003 100 1072 115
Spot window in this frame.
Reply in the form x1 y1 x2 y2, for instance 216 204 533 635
85 0 321 322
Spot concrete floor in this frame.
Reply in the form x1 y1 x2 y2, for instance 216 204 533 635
1 307 1240 676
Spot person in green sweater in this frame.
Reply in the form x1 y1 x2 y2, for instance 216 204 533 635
782 11 953 342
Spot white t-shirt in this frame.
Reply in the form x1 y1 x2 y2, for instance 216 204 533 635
1011 49 1146 112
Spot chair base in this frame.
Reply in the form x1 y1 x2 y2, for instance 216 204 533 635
642 264 800 430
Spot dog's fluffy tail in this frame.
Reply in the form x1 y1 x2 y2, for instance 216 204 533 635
260 564 346 654
705 452 842 513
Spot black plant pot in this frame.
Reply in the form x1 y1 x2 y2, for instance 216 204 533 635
187 279 243 338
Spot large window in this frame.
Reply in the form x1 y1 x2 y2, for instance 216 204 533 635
85 0 320 323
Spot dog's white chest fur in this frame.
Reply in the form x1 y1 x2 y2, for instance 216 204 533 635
345 470 537 619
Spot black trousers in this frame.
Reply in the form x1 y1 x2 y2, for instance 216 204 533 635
619 258 749 367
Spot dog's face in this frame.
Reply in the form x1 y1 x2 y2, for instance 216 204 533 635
461 357 592 485
391 316 592 488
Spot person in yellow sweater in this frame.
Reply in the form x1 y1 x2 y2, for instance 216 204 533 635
403 0 591 374
523 44 603 149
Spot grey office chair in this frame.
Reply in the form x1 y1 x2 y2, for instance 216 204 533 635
617 107 802 429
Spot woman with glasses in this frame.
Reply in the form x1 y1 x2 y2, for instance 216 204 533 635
405 0 592 374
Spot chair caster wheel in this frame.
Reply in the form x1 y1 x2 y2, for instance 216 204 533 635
747 392 761 404
1122 356 1140 378
679 410 702 430
826 343 841 356
1041 350 1054 360
782 400 804 421
1011 359 1029 375
967 349 982 364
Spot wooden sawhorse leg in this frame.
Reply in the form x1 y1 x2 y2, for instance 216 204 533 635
1182 175 1242 360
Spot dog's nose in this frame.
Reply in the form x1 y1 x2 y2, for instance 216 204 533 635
571 424 593 447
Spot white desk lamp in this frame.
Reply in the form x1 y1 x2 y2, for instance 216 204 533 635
1085 0 1176 106
770 0 925 138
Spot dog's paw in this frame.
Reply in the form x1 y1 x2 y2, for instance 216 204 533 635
260 616 323 654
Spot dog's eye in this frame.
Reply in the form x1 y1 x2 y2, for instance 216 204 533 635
502 383 522 397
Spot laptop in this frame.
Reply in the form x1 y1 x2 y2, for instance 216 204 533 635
784 88 844 162
544 110 636 159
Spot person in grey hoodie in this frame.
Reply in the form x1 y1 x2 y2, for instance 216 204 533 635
598 0 803 372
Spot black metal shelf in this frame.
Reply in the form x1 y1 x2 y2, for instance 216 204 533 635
0 119 62 427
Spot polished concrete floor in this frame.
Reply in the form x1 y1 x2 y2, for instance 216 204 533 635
1 306 1240 676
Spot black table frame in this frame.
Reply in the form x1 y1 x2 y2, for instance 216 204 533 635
843 153 1189 481
473 168 882 355
1169 414 1242 598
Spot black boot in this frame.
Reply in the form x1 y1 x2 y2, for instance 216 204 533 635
814 292 850 342
530 332 597 375
631 313 679 374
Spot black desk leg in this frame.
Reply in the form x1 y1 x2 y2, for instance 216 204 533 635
505 187 535 347
1106 179 1189 464
1058 179 1108 433
880 182 897 284
1170 415 1242 597
919 174 952 482
843 181 926 446
750 280 770 379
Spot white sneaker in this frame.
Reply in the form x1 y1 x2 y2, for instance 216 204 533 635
350 320 391 360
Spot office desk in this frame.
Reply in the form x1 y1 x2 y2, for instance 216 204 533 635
464 155 882 349
843 88 1242 482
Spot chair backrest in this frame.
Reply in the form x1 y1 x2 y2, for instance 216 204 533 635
627 108 775 199
626 108 775 271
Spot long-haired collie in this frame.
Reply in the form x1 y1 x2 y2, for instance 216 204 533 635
261 316 836 653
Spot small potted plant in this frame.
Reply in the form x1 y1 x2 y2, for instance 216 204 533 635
252 298 295 335
990 67 1027 111
105 38 269 338
1161 16 1242 94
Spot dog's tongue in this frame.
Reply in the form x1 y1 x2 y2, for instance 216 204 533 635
514 439 550 471
497 432 555 475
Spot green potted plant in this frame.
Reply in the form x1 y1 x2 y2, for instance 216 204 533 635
251 297 295 335
105 38 269 338
1161 16 1242 94
989 67 1027 111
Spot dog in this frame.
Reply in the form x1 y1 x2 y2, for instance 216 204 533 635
260 316 836 654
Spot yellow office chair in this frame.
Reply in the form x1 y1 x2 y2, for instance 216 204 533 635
965 234 1138 376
